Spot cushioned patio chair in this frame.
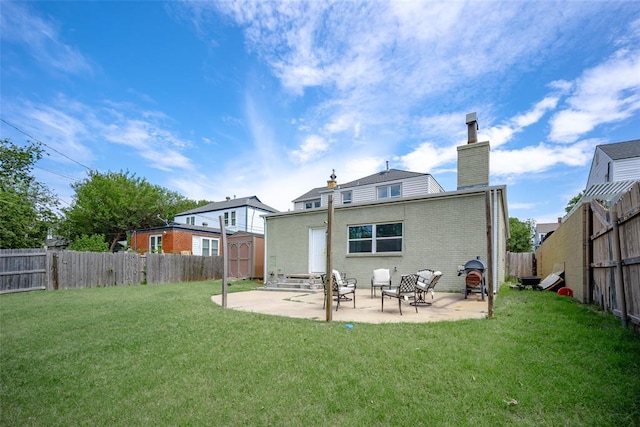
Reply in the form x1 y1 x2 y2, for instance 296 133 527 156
412 269 442 306
370 268 392 298
381 273 418 315
321 270 357 311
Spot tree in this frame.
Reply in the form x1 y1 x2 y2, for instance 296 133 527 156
507 217 535 252
565 191 584 213
62 170 208 251
68 234 110 252
0 139 59 248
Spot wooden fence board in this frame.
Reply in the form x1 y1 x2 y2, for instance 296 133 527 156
0 249 47 292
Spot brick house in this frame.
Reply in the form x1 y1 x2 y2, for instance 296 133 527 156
263 113 509 293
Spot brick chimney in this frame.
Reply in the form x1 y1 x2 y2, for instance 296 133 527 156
457 112 490 190
327 169 337 188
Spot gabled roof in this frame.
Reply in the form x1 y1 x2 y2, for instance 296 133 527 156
339 169 427 189
292 169 430 202
597 139 640 160
177 195 278 215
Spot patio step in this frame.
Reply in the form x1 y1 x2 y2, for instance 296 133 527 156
263 274 324 292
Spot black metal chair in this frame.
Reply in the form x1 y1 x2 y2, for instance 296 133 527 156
321 270 357 311
381 274 418 315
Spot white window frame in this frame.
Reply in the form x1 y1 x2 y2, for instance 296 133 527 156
347 222 403 254
342 191 352 204
200 237 219 256
305 199 321 209
149 234 163 253
231 210 236 226
224 212 229 226
186 216 195 225
377 183 402 200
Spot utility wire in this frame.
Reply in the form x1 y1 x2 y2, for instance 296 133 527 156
1 117 92 170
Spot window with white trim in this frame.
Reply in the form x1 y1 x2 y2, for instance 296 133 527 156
224 212 229 226
186 216 195 225
348 222 403 254
201 238 219 256
231 211 236 226
342 191 352 204
149 234 162 253
305 199 321 209
377 183 401 200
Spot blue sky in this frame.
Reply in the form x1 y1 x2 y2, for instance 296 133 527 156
1 1 639 223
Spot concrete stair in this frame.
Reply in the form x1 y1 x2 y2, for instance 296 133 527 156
263 274 324 292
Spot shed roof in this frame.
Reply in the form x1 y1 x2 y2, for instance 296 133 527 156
597 139 640 160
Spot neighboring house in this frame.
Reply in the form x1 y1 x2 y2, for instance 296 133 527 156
586 139 640 187
534 219 561 249
566 139 640 218
131 224 226 256
174 195 278 235
292 168 445 210
263 113 509 293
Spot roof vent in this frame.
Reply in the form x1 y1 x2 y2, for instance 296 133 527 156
327 169 338 188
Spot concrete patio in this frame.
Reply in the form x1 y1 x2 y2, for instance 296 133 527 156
211 288 489 323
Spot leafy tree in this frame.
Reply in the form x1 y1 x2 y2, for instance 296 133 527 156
68 234 110 252
0 139 59 248
62 170 208 251
565 191 584 213
507 217 535 252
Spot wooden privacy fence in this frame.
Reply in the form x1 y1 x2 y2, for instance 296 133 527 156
506 251 535 278
590 181 640 329
0 250 224 292
0 248 47 292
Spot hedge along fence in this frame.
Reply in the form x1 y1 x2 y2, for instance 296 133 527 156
0 250 224 293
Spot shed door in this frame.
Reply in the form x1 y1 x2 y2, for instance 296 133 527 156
309 228 326 274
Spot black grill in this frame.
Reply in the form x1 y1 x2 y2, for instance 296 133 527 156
458 257 487 300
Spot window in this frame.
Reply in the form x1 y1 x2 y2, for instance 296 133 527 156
305 199 321 209
201 238 219 256
149 234 162 253
224 212 229 226
186 216 195 225
342 191 352 204
231 211 236 226
377 184 401 200
348 222 403 254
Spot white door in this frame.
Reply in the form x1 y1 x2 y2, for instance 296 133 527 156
309 228 326 274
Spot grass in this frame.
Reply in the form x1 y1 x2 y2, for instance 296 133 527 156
1 281 639 426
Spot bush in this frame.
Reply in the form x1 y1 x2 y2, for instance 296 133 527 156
68 234 110 252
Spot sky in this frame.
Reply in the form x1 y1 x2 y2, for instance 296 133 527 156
1 1 639 224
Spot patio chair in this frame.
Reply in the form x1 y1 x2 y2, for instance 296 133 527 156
381 273 418 315
321 270 357 311
370 268 392 298
412 269 442 306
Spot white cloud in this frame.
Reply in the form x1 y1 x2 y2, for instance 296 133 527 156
549 48 640 143
289 134 330 163
491 140 596 177
0 1 92 75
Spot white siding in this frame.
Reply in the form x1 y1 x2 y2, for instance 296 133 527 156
613 158 640 181
192 236 201 256
586 149 612 187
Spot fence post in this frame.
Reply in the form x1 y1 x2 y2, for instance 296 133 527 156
611 210 628 328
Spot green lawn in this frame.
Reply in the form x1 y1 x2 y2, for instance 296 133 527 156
1 281 639 426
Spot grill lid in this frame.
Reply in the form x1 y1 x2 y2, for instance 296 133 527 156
464 258 486 271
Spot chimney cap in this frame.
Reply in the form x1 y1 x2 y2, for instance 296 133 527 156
465 112 477 125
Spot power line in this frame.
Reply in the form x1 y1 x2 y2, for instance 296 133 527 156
35 166 79 182
1 117 92 170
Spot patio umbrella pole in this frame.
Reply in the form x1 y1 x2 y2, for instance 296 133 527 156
326 195 333 322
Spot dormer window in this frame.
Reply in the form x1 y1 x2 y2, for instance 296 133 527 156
342 191 352 204
377 183 401 200
305 199 321 209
